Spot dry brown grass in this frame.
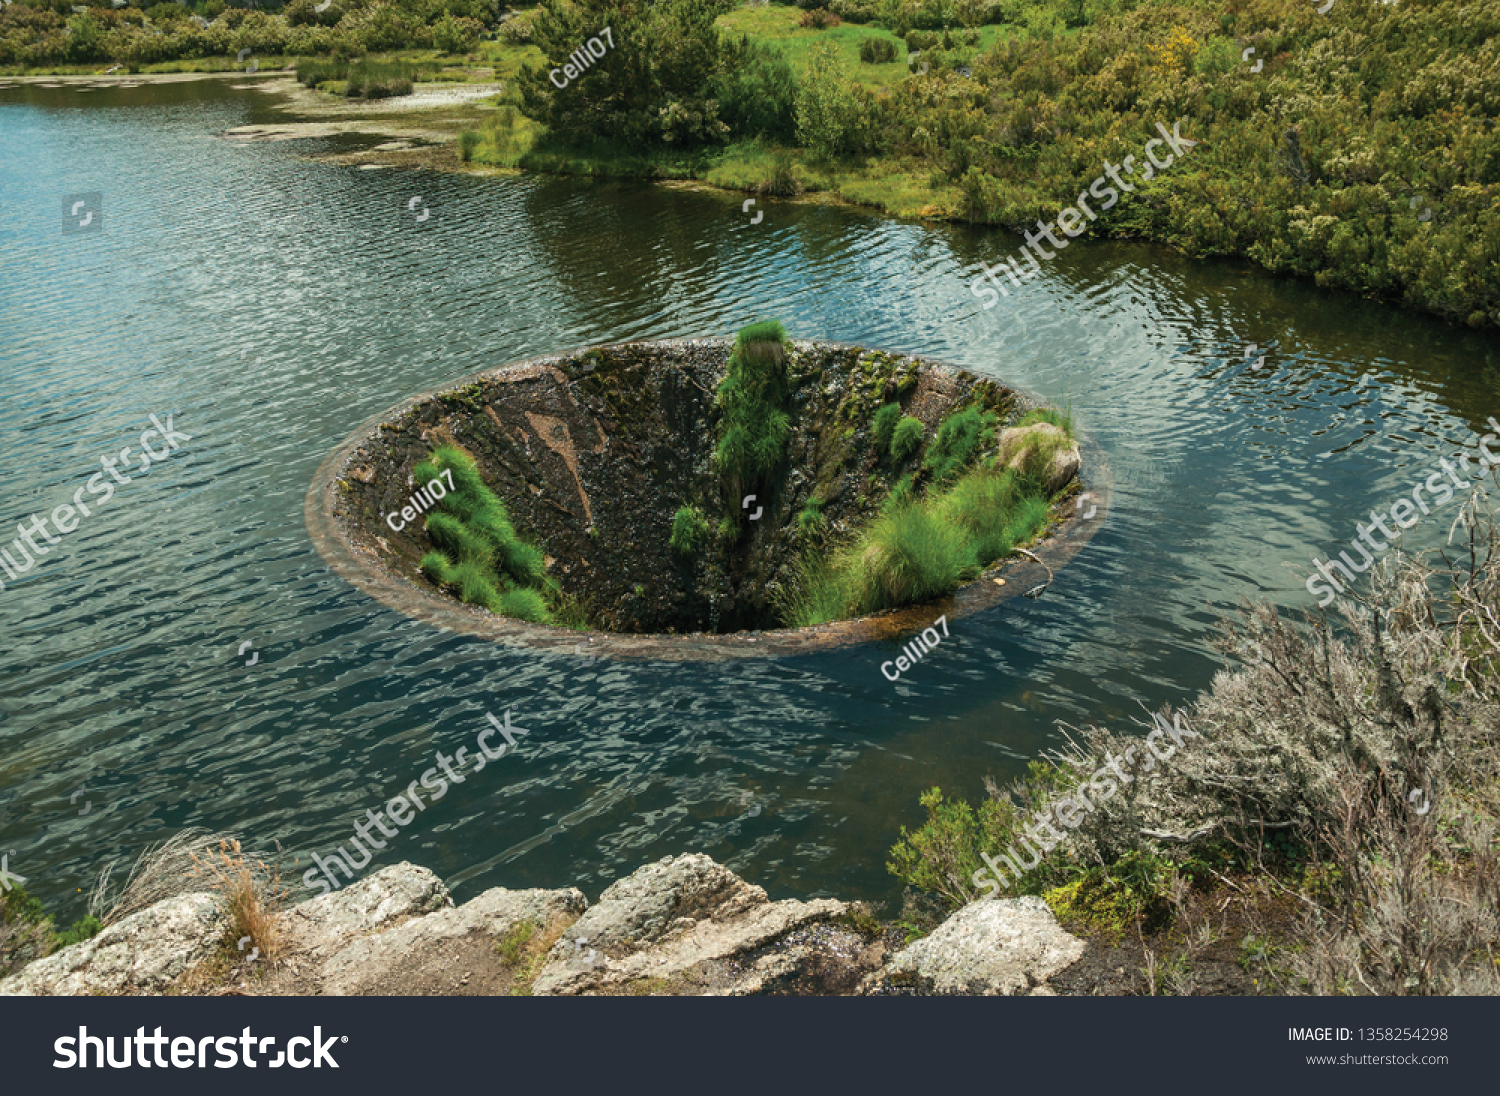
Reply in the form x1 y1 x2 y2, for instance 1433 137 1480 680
497 911 575 995
189 838 291 965
89 827 237 927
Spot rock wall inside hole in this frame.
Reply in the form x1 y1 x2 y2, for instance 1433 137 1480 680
331 339 1022 636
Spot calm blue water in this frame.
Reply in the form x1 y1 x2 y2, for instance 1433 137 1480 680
2 76 1498 920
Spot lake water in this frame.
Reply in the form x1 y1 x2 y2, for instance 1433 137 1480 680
3 76 1498 919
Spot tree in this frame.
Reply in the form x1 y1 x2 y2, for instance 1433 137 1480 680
516 0 736 147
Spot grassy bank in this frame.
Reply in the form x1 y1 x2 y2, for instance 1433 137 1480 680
6 0 1495 325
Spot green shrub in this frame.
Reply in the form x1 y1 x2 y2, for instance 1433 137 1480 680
670 505 711 555
1 882 103 979
858 36 897 64
713 36 799 143
458 130 480 162
887 787 1022 910
517 0 729 148
891 415 924 462
55 915 102 948
924 404 996 484
433 13 482 54
794 41 876 157
871 402 902 451
852 499 975 612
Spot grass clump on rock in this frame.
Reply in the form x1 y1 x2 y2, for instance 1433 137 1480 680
783 400 1076 627
891 415 924 463
785 455 1056 626
670 505 712 556
872 402 902 453
923 404 997 484
714 320 794 502
415 445 556 624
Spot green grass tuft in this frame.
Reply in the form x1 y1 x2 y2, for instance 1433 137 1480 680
670 505 712 555
891 415 924 462
924 405 997 484
1015 406 1074 438
872 402 902 452
782 454 1056 627
797 496 825 538
413 445 559 625
715 320 794 498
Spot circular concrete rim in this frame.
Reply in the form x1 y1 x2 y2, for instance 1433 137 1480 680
305 339 1112 662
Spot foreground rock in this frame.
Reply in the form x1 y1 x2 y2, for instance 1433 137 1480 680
0 894 224 996
863 896 1087 996
533 854 871 996
0 856 1087 997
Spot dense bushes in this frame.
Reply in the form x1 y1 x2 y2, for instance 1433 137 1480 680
795 41 877 157
0 0 498 68
517 0 737 148
6 0 1496 328
889 506 1500 993
712 35 799 144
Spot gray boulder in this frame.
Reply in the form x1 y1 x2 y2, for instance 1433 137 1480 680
867 896 1084 995
0 893 225 996
279 862 452 961
532 854 861 996
316 885 586 995
998 423 1081 494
